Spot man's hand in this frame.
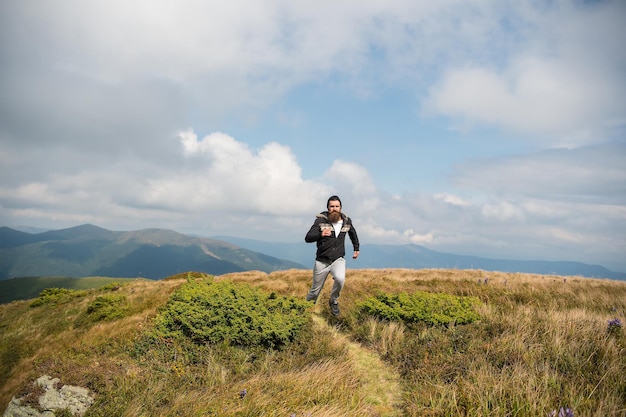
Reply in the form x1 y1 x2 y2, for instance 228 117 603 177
321 229 332 237
353 251 359 259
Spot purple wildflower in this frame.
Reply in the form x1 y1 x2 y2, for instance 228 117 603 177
607 318 623 333
239 389 247 399
608 318 622 327
548 407 574 417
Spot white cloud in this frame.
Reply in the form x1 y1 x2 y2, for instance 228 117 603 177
482 201 525 222
451 144 626 204
434 193 470 207
404 230 434 244
139 130 329 214
426 57 623 144
5 1 623 145
359 224 403 240
324 160 378 196
424 1 626 145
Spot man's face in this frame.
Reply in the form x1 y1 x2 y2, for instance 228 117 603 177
327 200 342 222
327 200 341 214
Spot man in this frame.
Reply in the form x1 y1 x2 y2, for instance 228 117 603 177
304 195 360 316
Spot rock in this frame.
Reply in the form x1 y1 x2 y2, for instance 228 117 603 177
3 399 52 417
3 376 94 417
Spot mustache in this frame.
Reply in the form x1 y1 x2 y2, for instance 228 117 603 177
328 211 342 222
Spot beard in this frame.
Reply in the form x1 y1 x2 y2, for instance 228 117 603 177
328 211 342 223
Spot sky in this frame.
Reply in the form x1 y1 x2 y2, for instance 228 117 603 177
1 0 625 272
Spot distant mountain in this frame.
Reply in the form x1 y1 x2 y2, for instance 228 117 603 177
3 225 624 282
0 225 304 280
213 236 626 281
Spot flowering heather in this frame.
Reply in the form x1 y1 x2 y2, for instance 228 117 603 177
548 407 574 417
607 318 622 333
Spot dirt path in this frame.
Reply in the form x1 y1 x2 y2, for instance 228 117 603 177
311 315 404 416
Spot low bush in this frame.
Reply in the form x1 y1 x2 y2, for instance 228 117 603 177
98 282 124 292
83 294 129 322
29 288 87 307
358 290 481 326
152 278 311 349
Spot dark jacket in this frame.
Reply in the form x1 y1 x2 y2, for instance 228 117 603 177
305 211 360 263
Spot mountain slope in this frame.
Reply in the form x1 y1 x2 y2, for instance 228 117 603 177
0 225 304 280
0 227 41 248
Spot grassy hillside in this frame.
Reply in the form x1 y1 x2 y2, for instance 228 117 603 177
1 269 624 416
0 276 143 304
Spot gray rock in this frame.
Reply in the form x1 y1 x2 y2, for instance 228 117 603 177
3 398 53 417
3 376 94 417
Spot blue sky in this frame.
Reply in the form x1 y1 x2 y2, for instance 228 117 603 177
1 0 625 272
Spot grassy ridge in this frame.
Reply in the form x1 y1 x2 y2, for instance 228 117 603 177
0 269 625 416
0 276 142 304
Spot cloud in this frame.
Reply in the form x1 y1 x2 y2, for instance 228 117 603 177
0 130 380 231
424 1 626 145
434 193 470 207
324 160 378 196
404 230 434 245
146 130 328 214
4 1 603 118
482 201 525 222
451 144 626 204
426 58 624 145
4 1 623 147
0 0 390 110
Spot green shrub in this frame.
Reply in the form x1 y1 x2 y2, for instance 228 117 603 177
84 294 129 322
99 282 124 291
358 291 481 326
29 287 87 307
153 279 311 349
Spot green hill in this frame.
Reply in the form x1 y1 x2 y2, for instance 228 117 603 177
1 268 624 416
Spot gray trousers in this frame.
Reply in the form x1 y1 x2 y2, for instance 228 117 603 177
306 257 346 304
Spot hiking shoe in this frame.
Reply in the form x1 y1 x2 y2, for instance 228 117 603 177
329 300 340 316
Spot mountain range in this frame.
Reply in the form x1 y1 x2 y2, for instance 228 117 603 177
1 224 624 281
214 236 626 281
0 224 303 280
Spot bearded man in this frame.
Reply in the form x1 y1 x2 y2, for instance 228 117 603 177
304 195 360 316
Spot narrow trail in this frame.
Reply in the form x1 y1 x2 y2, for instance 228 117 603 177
311 314 404 417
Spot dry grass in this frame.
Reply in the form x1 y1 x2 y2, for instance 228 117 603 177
1 268 625 416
